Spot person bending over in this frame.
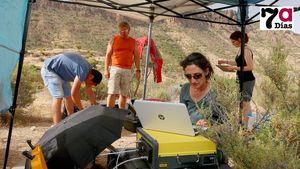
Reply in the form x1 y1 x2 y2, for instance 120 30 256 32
41 52 102 124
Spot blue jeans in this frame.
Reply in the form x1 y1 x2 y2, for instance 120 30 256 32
41 66 71 98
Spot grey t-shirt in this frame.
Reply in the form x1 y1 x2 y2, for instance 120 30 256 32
180 83 222 124
44 53 91 82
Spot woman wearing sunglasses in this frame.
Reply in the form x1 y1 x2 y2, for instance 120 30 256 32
218 31 255 126
180 52 222 127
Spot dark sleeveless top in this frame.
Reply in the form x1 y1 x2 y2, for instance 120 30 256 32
235 49 255 83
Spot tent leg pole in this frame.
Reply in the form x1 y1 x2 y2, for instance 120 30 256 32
238 0 246 126
142 16 154 100
3 1 33 168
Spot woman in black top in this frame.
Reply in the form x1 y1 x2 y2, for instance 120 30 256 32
218 31 255 126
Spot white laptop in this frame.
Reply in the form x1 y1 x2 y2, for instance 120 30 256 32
133 100 196 136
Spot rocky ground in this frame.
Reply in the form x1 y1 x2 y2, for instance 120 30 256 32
0 122 136 169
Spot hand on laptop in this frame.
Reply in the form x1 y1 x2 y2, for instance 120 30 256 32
196 119 207 127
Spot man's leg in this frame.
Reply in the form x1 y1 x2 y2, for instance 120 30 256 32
119 68 131 109
52 98 63 124
118 95 127 109
62 81 73 115
41 67 65 124
107 67 120 108
107 94 116 108
64 96 74 116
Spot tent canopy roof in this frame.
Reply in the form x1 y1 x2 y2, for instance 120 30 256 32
51 0 265 24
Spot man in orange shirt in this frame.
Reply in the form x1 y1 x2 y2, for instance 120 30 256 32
104 21 141 109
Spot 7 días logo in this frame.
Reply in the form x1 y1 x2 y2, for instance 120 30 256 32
260 7 294 30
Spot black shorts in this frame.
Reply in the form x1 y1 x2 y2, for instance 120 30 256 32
241 80 255 101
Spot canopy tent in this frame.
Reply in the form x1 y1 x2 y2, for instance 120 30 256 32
3 0 295 168
50 0 270 99
1 0 33 168
0 1 31 114
49 0 266 24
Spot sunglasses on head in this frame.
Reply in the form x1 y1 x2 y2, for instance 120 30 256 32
184 73 203 80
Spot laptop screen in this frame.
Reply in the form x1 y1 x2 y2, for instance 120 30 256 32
133 100 195 136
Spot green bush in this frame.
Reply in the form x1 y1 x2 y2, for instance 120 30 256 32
8 64 46 124
88 58 98 68
12 64 44 108
211 75 239 114
201 43 300 169
258 42 299 115
79 82 107 103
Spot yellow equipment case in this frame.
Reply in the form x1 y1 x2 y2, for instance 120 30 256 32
136 128 219 169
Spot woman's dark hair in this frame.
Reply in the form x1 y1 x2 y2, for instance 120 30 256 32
230 31 249 43
180 52 214 79
90 69 102 85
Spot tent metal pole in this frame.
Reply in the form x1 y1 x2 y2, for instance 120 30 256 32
239 0 246 125
142 15 154 100
3 1 33 168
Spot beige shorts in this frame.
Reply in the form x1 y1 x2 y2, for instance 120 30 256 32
108 66 132 96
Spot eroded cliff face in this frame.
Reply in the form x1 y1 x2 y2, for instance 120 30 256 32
27 0 300 73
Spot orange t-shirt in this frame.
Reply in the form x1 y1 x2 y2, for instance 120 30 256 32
111 35 135 69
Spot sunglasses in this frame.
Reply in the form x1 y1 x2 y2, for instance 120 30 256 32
184 73 203 80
